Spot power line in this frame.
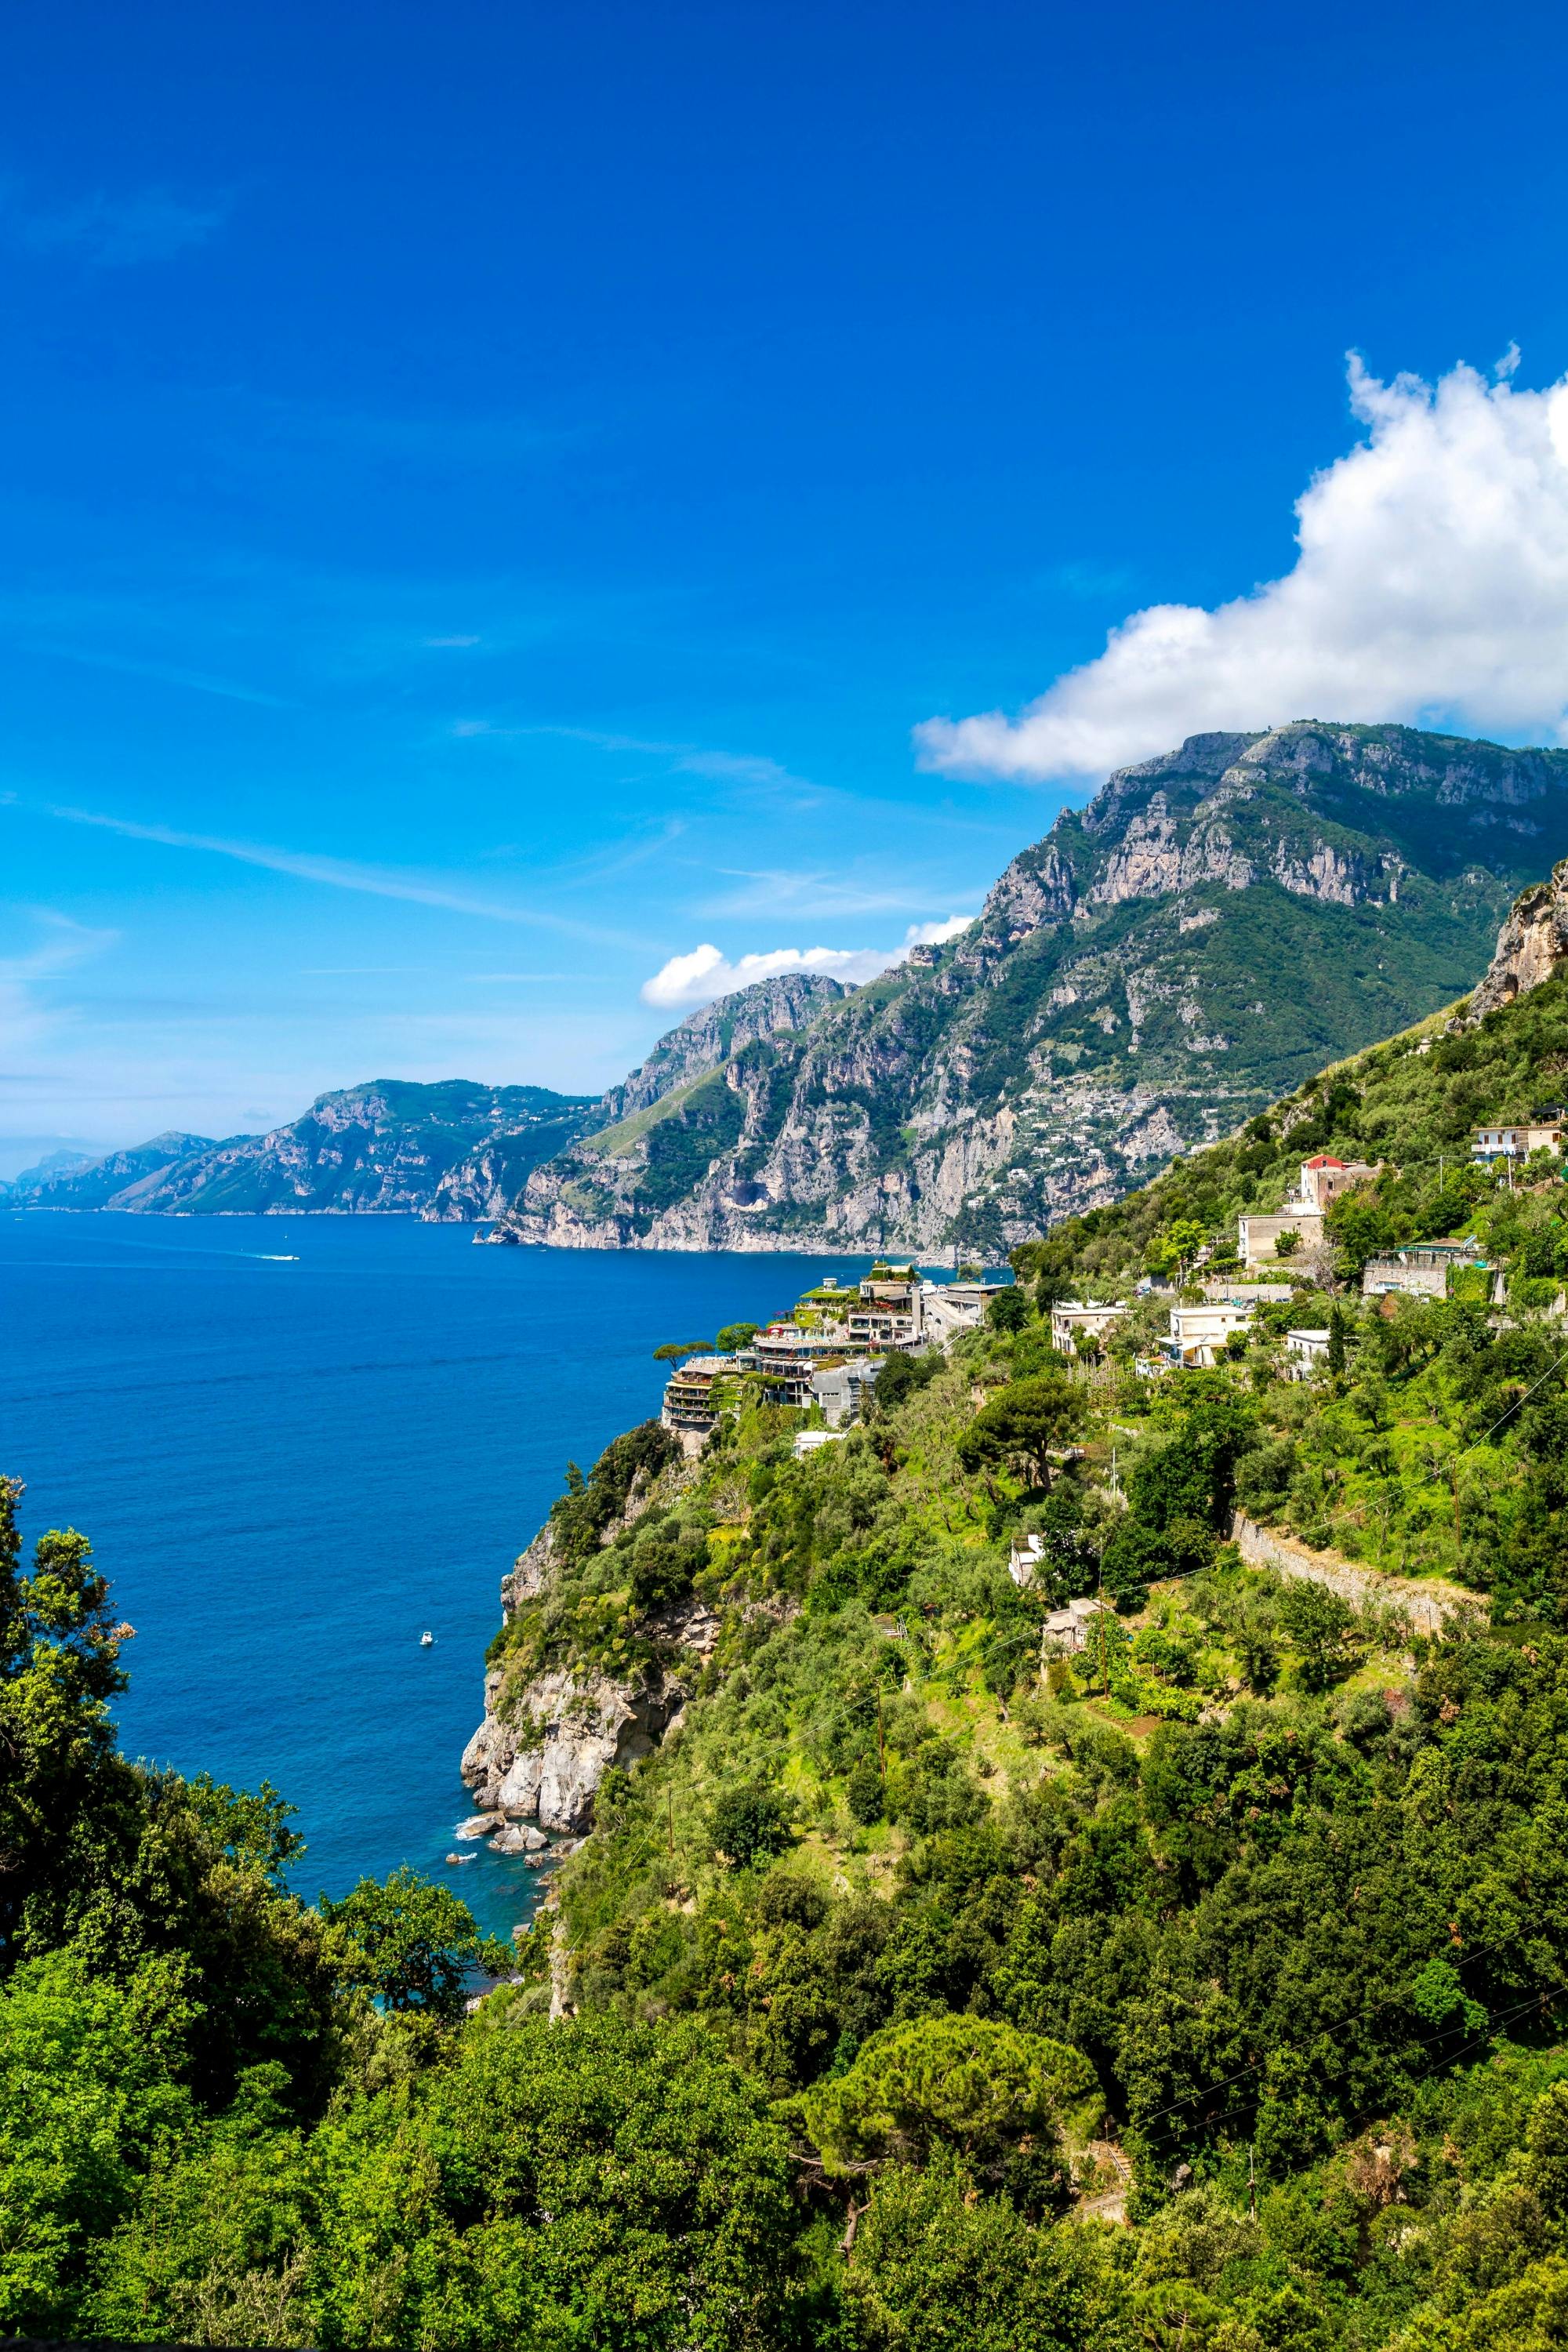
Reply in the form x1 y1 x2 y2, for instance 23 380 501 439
1133 1976 1568 2162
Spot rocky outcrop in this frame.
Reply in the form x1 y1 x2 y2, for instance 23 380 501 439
493 723 1568 1258
459 1509 719 1835
460 1645 709 1834
600 973 847 1123
1465 856 1568 1022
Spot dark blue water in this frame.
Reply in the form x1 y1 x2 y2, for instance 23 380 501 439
0 1214 869 1937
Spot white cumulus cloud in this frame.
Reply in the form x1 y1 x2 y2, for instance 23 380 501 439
915 352 1568 785
640 917 975 1011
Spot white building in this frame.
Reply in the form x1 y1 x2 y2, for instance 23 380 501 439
920 1279 1011 1343
1042 1594 1112 1653
792 1428 844 1460
848 1269 924 1351
1050 1300 1127 1355
811 1356 885 1428
1008 1532 1047 1587
1284 1327 1331 1377
1157 1300 1256 1370
1473 1116 1566 1163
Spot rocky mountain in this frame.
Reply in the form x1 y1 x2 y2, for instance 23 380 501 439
0 1148 100 1203
1464 854 1568 1023
493 722 1568 1256
5 1133 216 1211
599 971 845 1123
30 1082 595 1218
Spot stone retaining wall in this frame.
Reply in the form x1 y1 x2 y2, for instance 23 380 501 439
1229 1513 1480 1636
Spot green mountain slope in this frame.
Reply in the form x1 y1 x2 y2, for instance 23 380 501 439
13 870 1568 2348
100 1079 597 1218
6 1131 216 1210
500 721 1568 1254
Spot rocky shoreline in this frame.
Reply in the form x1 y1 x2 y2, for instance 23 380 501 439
459 1489 721 1842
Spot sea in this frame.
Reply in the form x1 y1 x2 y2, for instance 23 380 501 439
0 1212 876 1940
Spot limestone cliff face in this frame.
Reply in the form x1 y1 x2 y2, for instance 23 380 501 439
493 722 1568 1257
1465 857 1568 1022
460 1501 718 1835
600 973 847 1123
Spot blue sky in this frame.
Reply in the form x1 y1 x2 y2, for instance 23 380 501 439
7 0 1568 1169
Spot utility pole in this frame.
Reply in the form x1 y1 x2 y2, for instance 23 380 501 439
1248 2143 1257 2220
877 1685 885 1784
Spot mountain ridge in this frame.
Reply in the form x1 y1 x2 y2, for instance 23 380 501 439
493 720 1568 1256
9 1083 596 1220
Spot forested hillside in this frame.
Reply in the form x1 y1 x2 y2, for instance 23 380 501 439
13 887 1568 2349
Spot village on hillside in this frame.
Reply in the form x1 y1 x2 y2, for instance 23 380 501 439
662 1106 1566 1461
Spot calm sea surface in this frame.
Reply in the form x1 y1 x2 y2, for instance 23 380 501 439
0 1213 869 1938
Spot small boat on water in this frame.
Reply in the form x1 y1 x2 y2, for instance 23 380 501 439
420 1631 434 1647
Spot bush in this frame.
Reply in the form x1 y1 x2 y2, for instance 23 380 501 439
986 1286 1030 1334
710 1783 794 1868
847 1759 885 1824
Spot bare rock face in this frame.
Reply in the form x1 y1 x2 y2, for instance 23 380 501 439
1465 858 1568 1022
598 973 848 1123
491 722 1568 1259
460 1513 719 1835
460 1661 684 1834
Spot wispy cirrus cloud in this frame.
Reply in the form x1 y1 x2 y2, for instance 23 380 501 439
641 917 975 1011
29 641 291 708
698 865 962 922
458 720 818 799
35 801 644 948
0 906 118 1054
1 181 228 266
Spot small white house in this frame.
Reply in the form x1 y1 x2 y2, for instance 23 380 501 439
1008 1532 1047 1588
1042 1594 1112 1654
1284 1327 1331 1377
1050 1300 1127 1354
1473 1117 1566 1163
792 1428 845 1461
1158 1300 1256 1370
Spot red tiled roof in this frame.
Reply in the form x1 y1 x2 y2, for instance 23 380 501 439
1303 1155 1345 1168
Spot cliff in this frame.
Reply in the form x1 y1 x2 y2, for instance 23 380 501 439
459 1425 724 1838
599 971 846 1123
1464 855 1568 1022
493 721 1568 1256
459 1522 720 1835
